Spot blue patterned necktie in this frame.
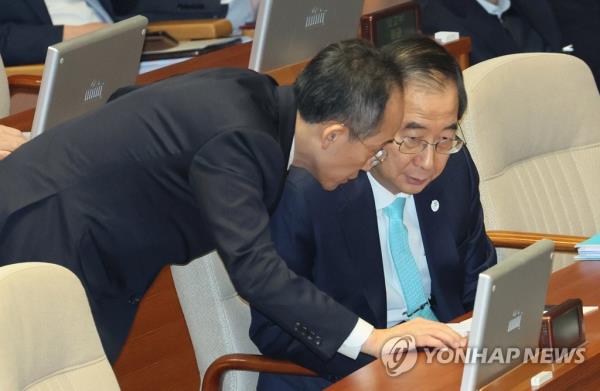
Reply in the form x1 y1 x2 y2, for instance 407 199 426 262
85 0 113 23
385 197 437 321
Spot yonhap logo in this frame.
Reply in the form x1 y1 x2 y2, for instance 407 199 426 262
84 80 104 102
305 7 327 28
380 335 418 376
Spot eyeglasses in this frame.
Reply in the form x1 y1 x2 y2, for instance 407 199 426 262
360 139 394 168
393 135 464 155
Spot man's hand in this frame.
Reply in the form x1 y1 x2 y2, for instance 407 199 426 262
361 318 467 357
63 23 108 41
0 125 27 160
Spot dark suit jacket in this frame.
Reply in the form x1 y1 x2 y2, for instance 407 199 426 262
0 0 226 65
418 0 562 64
250 147 497 386
0 68 358 362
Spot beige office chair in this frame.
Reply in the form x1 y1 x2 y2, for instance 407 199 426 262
461 53 600 270
171 252 314 391
0 262 120 391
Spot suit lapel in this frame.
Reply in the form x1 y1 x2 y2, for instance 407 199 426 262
415 182 463 321
337 174 387 328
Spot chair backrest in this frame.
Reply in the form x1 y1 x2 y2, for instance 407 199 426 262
172 252 260 391
0 54 9 117
0 262 120 391
461 53 600 269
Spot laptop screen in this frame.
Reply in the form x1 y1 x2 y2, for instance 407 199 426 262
31 15 148 138
249 0 364 72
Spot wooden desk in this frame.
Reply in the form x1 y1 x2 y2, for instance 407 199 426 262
327 261 600 391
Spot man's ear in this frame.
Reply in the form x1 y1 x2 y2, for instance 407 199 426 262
320 123 348 149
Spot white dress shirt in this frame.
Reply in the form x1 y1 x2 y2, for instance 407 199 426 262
367 172 432 327
475 0 511 19
334 173 436 358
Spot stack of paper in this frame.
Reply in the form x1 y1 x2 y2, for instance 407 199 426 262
575 232 600 260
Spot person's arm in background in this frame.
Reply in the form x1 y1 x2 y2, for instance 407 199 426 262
0 125 26 159
0 22 63 65
62 23 107 40
0 22 106 66
459 147 497 309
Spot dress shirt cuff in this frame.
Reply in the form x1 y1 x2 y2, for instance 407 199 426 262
337 318 374 359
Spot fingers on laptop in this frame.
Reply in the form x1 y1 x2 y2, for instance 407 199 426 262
405 318 467 349
0 125 27 159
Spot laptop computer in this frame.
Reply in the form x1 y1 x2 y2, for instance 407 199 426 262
249 0 364 72
460 240 555 391
31 15 148 138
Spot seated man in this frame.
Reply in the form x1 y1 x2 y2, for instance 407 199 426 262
250 35 497 390
418 0 562 65
0 125 26 159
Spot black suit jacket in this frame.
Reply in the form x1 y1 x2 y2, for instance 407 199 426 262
0 0 226 65
0 68 358 362
418 0 562 64
250 148 497 384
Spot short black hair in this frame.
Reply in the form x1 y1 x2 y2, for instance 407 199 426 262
381 35 467 119
294 39 403 140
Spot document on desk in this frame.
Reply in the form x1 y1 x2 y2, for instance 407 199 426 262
575 232 600 260
447 318 472 337
141 36 250 61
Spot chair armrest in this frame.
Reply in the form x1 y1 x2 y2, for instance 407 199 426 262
487 230 586 253
5 64 44 77
8 75 42 95
201 354 317 391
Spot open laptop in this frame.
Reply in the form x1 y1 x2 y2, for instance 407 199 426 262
249 0 364 72
31 15 148 138
460 240 555 390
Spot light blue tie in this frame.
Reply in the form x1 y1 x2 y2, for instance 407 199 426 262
385 197 437 321
85 0 113 23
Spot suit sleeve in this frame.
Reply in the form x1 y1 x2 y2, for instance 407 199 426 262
0 23 63 66
249 171 374 379
460 148 497 309
189 129 359 361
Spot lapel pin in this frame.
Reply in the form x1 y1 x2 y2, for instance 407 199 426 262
431 200 440 212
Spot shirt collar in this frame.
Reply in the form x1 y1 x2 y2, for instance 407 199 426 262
367 172 409 211
287 137 295 170
476 0 511 18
